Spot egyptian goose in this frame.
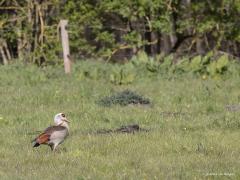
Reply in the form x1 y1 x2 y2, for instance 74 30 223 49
32 113 70 151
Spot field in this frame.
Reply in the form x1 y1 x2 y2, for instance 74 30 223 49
0 62 239 179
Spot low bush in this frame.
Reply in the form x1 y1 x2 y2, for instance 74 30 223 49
97 90 150 107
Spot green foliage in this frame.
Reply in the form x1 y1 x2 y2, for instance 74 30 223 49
97 90 150 107
71 53 239 85
172 53 231 78
159 55 174 73
131 51 149 65
206 55 229 77
77 64 106 80
146 57 160 72
1 0 240 63
189 55 202 72
110 64 136 85
122 31 143 48
73 60 137 84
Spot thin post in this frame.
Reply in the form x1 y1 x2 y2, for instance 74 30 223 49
59 20 71 73
0 46 8 65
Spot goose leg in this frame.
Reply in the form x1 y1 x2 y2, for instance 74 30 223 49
49 143 54 151
52 143 59 152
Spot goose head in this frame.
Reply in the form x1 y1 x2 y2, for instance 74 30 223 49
54 113 70 128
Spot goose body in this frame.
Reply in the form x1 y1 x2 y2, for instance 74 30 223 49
32 113 70 151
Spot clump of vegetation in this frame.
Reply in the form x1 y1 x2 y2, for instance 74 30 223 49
109 64 136 85
97 90 150 107
75 52 240 85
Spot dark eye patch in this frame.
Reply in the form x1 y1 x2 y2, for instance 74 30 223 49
61 113 65 117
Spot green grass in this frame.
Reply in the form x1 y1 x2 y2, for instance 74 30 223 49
0 62 239 179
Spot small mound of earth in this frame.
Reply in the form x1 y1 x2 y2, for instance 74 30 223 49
225 104 240 112
96 124 149 134
97 90 150 107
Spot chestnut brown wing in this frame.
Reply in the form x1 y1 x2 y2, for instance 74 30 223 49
36 133 50 144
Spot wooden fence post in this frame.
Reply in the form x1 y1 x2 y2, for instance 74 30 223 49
59 20 71 74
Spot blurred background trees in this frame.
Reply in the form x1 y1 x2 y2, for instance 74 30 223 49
0 0 240 64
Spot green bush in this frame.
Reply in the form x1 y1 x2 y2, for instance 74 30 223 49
110 64 136 85
71 52 240 85
97 90 150 107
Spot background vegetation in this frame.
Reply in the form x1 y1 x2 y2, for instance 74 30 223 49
0 0 240 64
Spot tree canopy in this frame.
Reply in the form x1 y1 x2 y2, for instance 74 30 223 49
0 0 240 64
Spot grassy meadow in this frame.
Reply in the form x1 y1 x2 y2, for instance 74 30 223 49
0 61 239 179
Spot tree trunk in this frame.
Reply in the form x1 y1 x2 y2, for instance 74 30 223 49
26 0 33 62
144 31 153 55
196 36 206 55
3 41 11 61
17 20 23 60
161 34 172 55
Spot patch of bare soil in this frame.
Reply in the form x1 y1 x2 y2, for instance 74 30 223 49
95 124 149 134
